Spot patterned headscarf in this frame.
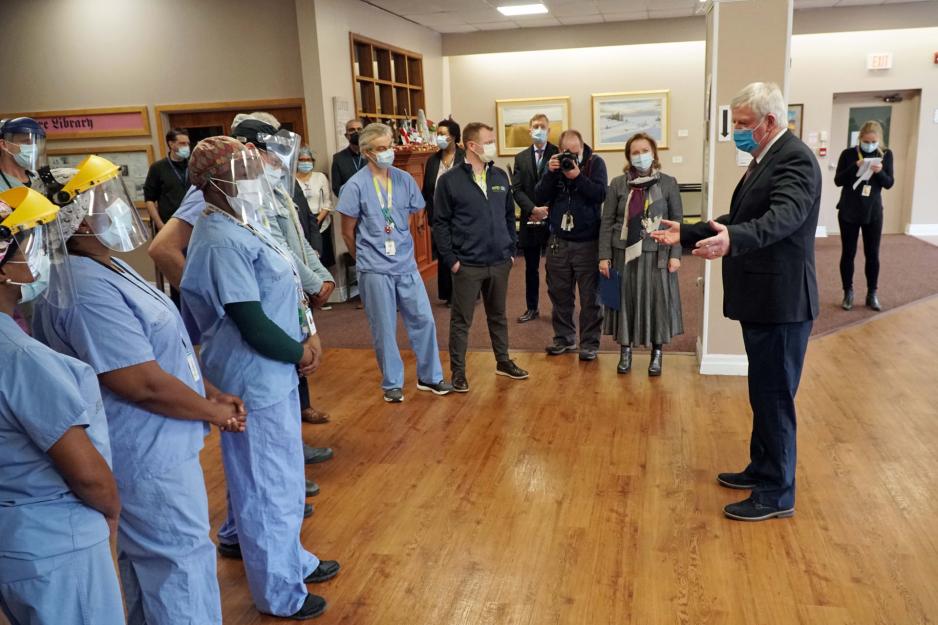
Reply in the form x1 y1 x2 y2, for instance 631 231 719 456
48 168 85 240
189 136 246 189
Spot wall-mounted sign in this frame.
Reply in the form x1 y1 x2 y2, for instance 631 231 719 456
2 106 150 140
866 53 893 71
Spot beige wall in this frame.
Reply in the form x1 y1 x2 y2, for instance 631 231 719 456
447 41 707 183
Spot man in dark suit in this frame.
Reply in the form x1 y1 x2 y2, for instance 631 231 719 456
511 113 558 323
653 82 821 522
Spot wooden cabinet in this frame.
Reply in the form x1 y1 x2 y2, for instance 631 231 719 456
393 149 438 278
350 34 425 125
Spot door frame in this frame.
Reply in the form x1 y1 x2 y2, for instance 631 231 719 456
154 98 307 158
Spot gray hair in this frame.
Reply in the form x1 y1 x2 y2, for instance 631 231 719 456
359 123 392 152
731 82 787 123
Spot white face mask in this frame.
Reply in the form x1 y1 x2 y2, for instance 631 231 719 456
631 152 654 172
97 199 136 251
477 142 497 163
264 164 283 188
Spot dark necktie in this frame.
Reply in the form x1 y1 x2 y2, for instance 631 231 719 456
743 158 758 182
536 148 544 167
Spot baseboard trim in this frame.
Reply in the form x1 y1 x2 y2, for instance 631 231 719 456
815 226 828 238
699 353 748 376
905 224 938 236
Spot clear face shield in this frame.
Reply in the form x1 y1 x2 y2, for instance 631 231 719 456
77 176 149 252
0 189 74 308
1 130 47 173
209 146 279 230
258 129 301 193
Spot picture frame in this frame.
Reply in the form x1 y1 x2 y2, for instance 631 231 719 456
495 96 571 156
46 144 155 211
591 90 670 152
787 103 804 139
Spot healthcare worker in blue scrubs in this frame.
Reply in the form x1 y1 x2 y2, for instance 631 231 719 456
180 136 339 620
336 122 451 403
32 157 247 625
0 187 125 625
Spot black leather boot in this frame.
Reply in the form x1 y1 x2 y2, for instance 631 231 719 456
841 289 854 311
617 345 632 374
866 290 882 311
648 348 663 377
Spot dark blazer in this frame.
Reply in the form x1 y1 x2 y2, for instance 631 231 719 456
422 147 466 225
330 147 366 197
599 172 682 261
833 147 894 225
512 142 558 248
681 131 821 324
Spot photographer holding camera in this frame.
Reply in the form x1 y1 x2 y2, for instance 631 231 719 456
534 129 608 360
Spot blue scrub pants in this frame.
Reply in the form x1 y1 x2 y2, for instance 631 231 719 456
0 539 125 625
358 270 444 390
117 454 222 625
218 389 319 617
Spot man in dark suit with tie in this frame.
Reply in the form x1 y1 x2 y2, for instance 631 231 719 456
511 113 558 323
653 82 821 522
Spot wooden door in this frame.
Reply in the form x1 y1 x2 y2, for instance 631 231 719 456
390 150 437 278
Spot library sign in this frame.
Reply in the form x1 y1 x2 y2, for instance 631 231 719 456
8 106 150 140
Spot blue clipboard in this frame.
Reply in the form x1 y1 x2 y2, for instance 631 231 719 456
599 269 621 311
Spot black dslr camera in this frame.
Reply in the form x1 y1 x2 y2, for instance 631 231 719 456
558 151 579 172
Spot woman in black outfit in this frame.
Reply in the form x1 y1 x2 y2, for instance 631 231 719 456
422 118 465 306
833 120 894 311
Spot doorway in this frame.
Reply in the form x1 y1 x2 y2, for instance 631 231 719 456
827 90 921 234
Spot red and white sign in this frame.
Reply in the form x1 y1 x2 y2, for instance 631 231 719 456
4 107 150 140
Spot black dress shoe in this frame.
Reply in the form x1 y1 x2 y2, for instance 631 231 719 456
866 291 882 311
724 496 794 521
496 360 529 379
717 471 759 490
648 348 663 376
304 560 341 583
452 373 469 393
304 445 334 465
578 349 598 361
288 593 327 620
841 289 854 310
217 541 243 559
517 309 539 323
617 346 632 374
304 503 314 518
545 341 576 356
306 479 320 498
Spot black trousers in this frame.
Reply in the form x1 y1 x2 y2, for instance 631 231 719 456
435 242 453 302
521 241 547 311
545 237 602 350
740 320 812 510
838 211 883 292
298 373 310 411
449 261 511 374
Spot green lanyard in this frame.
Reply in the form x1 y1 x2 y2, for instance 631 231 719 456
371 174 394 233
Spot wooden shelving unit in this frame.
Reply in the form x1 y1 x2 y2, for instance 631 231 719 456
350 33 425 122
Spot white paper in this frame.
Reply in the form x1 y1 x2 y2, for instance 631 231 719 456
853 157 882 190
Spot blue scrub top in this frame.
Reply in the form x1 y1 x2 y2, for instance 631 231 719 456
32 256 207 487
335 166 424 275
181 210 302 410
0 313 112 567
173 185 205 227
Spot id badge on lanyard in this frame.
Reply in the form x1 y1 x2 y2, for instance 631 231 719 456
861 184 872 197
185 352 202 383
373 175 396 256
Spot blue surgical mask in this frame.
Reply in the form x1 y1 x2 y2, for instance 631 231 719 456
733 117 766 154
632 152 654 172
12 144 36 170
860 142 879 153
297 161 314 173
436 135 450 150
16 253 50 303
175 145 190 159
531 128 548 144
375 149 395 169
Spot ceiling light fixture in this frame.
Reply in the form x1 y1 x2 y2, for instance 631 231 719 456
497 3 549 16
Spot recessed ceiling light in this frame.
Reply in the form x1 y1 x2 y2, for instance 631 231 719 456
497 3 549 16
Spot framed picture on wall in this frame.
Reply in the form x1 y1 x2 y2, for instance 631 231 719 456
47 145 155 210
591 90 670 152
495 96 571 156
787 103 804 139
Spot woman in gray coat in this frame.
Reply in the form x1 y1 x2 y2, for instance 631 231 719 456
599 132 683 375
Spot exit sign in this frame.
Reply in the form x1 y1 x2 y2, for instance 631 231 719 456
867 52 893 70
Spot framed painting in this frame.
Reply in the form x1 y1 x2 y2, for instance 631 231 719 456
495 96 570 156
591 90 670 152
787 103 804 139
47 144 155 210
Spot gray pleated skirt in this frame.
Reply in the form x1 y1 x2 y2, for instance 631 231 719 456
602 248 683 347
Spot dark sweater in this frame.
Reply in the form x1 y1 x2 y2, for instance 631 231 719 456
432 162 517 269
833 146 894 225
330 147 366 197
534 144 608 242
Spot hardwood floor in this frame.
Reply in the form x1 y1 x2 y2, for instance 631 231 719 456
204 295 938 624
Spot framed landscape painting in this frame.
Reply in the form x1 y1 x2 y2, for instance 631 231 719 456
591 90 670 152
495 96 570 156
788 103 804 139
